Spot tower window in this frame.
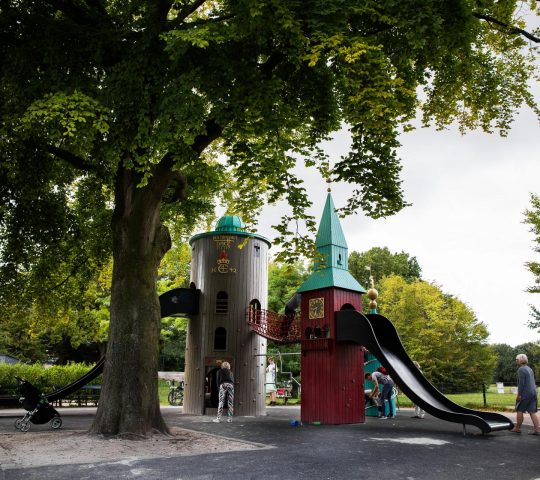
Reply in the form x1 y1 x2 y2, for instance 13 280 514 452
216 291 228 314
254 244 261 258
214 327 227 350
248 299 262 324
337 253 343 266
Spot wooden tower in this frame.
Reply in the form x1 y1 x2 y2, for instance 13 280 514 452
183 215 270 416
298 193 367 424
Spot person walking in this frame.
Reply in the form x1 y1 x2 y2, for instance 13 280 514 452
266 357 278 406
213 361 234 423
411 361 425 419
510 354 540 435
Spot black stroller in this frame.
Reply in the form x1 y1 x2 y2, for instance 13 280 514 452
13 377 62 432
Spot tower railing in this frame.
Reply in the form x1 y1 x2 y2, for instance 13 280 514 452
247 309 301 344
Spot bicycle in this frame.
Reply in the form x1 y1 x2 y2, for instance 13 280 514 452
167 380 184 406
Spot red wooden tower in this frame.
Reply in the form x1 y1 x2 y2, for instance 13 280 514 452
298 193 366 424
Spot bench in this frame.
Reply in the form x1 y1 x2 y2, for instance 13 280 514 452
53 385 101 407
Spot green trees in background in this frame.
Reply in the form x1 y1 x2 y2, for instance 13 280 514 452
377 275 495 392
2 0 539 435
349 247 421 286
492 342 540 383
267 262 308 385
524 194 540 330
349 247 496 392
0 260 112 364
157 242 192 372
268 262 308 313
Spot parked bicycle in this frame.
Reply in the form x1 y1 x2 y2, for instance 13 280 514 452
167 380 184 406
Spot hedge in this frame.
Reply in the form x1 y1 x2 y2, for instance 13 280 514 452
0 363 101 393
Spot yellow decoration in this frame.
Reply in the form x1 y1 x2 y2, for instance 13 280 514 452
308 297 325 319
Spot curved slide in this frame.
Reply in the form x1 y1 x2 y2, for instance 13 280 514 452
336 310 513 434
45 357 105 402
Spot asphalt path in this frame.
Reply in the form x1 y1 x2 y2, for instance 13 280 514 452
1 406 539 480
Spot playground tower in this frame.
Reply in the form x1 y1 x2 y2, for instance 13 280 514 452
183 215 271 416
297 192 367 424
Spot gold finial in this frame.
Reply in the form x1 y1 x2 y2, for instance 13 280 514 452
366 274 378 310
326 178 332 193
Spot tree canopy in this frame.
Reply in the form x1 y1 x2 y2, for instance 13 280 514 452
378 275 496 392
349 247 422 287
1 0 539 435
492 342 540 382
524 194 540 330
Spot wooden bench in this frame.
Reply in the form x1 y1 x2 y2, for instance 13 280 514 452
53 385 101 407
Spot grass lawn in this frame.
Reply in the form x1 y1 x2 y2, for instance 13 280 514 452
397 384 520 411
158 382 523 411
159 379 172 405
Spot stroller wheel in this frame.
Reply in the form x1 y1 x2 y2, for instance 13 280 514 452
51 416 62 429
14 418 23 430
20 422 30 432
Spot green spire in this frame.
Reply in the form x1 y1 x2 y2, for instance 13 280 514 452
297 193 366 293
315 193 348 270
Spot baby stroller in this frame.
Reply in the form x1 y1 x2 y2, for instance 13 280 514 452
13 377 62 432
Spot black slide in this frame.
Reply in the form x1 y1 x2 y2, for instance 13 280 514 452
45 357 105 402
336 310 513 434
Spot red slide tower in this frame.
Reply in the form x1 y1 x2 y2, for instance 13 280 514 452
298 192 367 424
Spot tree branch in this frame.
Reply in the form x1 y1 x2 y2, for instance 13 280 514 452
178 0 207 22
473 12 540 43
52 256 88 290
192 119 223 154
166 0 209 30
162 171 188 204
46 145 101 173
147 118 223 203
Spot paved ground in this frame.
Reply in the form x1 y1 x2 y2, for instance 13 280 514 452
1 406 539 480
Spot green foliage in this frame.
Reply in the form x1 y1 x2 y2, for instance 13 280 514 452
491 343 519 383
0 362 101 393
0 259 112 362
1 0 539 432
268 262 308 313
524 194 540 329
349 247 422 287
159 316 188 371
266 261 306 381
492 342 540 382
2 0 537 278
378 275 496 392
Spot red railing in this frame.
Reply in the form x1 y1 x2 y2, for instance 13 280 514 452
247 309 301 344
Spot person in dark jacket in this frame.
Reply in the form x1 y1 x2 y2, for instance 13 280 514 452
213 361 234 423
510 354 540 434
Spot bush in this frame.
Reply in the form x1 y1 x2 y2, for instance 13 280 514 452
0 363 101 393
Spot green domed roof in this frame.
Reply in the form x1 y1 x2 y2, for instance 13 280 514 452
189 214 271 246
215 215 245 233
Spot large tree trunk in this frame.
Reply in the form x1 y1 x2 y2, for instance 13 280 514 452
89 164 174 436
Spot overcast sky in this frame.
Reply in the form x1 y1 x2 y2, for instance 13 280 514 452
254 103 540 347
